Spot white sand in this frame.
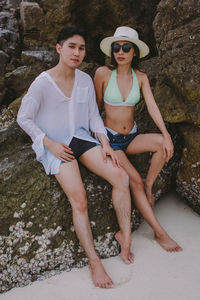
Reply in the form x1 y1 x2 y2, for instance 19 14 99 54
2 195 200 300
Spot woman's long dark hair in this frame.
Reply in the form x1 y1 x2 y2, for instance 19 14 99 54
109 42 141 70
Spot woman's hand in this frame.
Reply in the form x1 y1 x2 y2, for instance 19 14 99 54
162 134 174 162
101 143 120 168
44 136 74 162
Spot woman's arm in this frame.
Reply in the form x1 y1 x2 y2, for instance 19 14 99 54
87 75 120 167
94 67 106 113
96 132 120 168
141 73 174 162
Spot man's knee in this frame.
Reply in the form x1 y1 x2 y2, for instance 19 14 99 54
70 190 87 212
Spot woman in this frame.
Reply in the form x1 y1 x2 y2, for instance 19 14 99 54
94 26 182 252
17 26 134 289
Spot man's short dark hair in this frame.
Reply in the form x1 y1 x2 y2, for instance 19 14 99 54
56 26 87 45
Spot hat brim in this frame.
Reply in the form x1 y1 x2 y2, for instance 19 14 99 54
100 36 149 58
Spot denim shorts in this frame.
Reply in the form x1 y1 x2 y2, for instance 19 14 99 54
106 127 139 151
60 137 97 164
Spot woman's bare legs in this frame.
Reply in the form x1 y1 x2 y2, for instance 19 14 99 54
55 160 114 288
126 133 166 208
115 150 182 252
80 145 134 264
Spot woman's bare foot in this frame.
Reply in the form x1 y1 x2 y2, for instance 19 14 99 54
155 232 183 252
90 258 114 288
144 180 155 208
115 231 134 264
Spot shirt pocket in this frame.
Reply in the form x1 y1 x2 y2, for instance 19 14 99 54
77 87 89 103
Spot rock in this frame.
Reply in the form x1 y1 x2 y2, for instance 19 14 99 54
0 51 9 104
0 76 6 105
176 124 200 214
0 0 161 104
1 0 198 293
6 0 21 8
4 64 46 105
153 0 200 209
0 95 23 130
131 58 183 200
21 50 57 65
20 2 44 32
70 0 160 63
153 0 200 125
0 122 141 293
0 50 9 75
0 5 20 58
0 56 183 293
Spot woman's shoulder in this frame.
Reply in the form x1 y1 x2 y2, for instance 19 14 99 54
134 69 149 82
95 66 112 80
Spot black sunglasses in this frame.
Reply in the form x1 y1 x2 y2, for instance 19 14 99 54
112 43 133 53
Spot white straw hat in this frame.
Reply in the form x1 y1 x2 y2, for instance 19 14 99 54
100 26 149 58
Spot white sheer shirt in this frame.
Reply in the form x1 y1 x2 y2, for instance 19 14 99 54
17 69 107 175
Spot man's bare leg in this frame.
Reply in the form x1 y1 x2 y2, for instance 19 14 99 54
126 133 166 208
80 146 134 264
115 150 182 252
55 160 114 288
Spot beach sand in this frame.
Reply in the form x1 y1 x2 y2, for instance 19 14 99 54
2 194 200 300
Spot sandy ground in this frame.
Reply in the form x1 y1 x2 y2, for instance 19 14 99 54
2 194 200 300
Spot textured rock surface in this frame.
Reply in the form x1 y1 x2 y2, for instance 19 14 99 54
153 0 200 126
0 0 160 105
176 124 200 214
1 0 200 294
0 56 183 293
0 122 141 293
153 0 200 210
70 0 160 63
131 58 183 199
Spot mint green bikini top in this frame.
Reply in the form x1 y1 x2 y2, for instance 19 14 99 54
104 68 140 106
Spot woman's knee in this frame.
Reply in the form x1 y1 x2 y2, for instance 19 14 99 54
112 167 129 188
154 134 164 152
130 176 144 191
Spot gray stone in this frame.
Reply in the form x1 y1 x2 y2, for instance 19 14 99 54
0 50 9 75
4 64 45 104
20 2 44 31
21 50 57 65
153 0 200 210
0 122 141 293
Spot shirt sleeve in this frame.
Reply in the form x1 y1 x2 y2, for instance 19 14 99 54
88 78 108 139
17 78 46 160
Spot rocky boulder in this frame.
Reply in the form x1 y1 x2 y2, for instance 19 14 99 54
0 57 183 293
153 0 200 212
0 120 142 293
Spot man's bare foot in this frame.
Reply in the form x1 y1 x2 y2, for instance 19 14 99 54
115 231 134 264
144 180 155 208
90 258 114 288
155 232 183 252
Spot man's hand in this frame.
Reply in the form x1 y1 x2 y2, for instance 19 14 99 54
43 136 74 162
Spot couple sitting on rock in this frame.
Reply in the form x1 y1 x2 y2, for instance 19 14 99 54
17 25 182 289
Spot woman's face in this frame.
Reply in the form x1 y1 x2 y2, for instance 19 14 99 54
56 34 86 68
112 41 135 66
